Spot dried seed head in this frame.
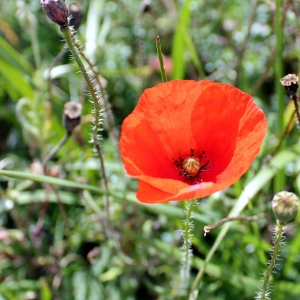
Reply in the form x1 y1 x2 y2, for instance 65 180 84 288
272 191 299 224
40 0 69 28
280 74 298 86
63 101 82 134
280 74 299 99
68 3 83 30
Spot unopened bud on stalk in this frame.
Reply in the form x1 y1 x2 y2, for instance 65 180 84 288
63 101 82 135
40 0 69 28
272 191 299 224
69 3 83 30
280 74 299 99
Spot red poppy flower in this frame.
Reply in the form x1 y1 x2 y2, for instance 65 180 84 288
120 80 267 204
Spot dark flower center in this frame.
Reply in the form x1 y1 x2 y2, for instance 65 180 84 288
172 149 213 184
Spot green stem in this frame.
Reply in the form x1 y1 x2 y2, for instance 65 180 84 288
275 0 284 133
181 200 195 288
72 39 119 145
291 95 300 126
274 0 285 191
60 26 110 228
156 36 167 83
189 236 217 300
42 133 70 167
258 221 284 300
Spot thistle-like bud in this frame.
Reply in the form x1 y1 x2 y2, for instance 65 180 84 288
68 3 83 30
280 74 299 99
63 101 82 135
272 191 299 224
40 0 69 28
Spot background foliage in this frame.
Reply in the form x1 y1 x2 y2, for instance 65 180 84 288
0 0 300 299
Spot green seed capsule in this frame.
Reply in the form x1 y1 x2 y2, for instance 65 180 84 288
272 191 299 224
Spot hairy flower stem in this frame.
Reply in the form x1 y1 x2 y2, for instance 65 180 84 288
257 221 284 300
181 200 195 289
72 39 119 145
156 36 167 83
60 26 110 228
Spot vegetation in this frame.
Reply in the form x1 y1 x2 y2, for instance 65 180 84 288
0 0 300 299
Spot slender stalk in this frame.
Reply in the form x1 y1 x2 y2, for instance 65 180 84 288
270 110 295 158
181 201 195 288
43 133 70 167
291 94 300 126
48 44 68 104
189 231 222 300
156 36 168 83
257 222 284 300
275 0 284 133
72 39 119 144
60 26 110 226
203 214 265 236
274 0 285 191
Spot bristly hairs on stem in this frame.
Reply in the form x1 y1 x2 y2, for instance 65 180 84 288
60 24 112 236
180 200 197 290
255 222 285 300
71 36 119 145
256 191 299 299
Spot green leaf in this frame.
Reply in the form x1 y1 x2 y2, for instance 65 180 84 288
171 0 193 79
0 56 34 100
0 35 32 75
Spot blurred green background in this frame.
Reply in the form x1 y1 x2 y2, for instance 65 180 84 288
0 0 300 299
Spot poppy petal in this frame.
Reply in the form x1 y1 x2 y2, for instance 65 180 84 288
120 80 267 203
137 179 216 203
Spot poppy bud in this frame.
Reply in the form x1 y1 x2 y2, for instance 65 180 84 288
63 101 82 135
68 3 83 30
272 191 299 224
280 74 299 99
40 0 69 28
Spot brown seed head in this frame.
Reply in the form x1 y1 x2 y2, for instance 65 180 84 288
280 74 299 99
272 191 299 224
63 101 82 134
40 0 69 28
280 74 298 86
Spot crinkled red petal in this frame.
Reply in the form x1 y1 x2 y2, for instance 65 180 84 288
120 80 267 203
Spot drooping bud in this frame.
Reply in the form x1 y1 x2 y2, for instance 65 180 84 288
280 74 299 99
40 0 69 28
68 3 83 30
272 191 299 224
63 101 82 135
